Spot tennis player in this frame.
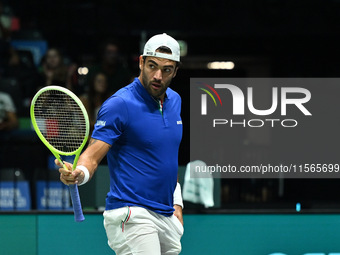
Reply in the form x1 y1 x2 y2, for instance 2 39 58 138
56 33 184 255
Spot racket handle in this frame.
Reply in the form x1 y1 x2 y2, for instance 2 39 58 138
69 184 85 222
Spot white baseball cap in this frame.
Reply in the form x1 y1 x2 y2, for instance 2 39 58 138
142 33 180 62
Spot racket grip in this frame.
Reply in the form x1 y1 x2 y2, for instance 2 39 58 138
69 184 85 222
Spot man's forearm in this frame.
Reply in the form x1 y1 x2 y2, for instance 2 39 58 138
76 138 111 183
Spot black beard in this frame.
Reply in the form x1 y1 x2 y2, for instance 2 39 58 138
142 73 169 98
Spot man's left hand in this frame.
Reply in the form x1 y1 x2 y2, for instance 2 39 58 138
173 204 183 226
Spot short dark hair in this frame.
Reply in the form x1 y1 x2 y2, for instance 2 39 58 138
156 46 172 54
142 46 181 68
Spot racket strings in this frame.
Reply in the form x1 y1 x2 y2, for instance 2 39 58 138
33 90 87 153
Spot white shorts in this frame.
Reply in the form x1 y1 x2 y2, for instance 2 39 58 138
103 206 184 255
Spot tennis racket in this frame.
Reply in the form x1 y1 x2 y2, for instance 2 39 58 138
30 85 89 222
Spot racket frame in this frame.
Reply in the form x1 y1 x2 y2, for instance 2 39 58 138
30 85 90 221
30 85 90 169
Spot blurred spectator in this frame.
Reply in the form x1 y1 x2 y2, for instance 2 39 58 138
38 48 77 91
80 72 110 134
0 1 11 40
86 39 133 95
5 47 40 101
0 91 18 131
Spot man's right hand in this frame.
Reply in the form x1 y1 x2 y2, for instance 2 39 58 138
55 159 84 186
